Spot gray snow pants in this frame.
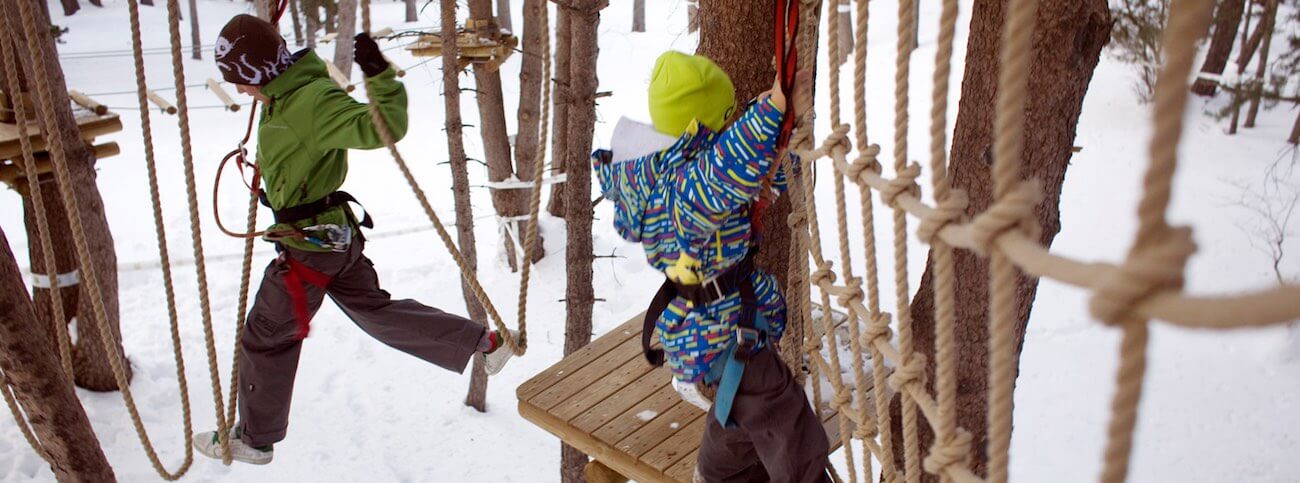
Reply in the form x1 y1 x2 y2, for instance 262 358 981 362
237 239 485 447
696 348 832 483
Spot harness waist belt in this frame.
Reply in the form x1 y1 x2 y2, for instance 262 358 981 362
271 191 374 229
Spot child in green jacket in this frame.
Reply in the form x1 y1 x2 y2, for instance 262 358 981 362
194 14 514 465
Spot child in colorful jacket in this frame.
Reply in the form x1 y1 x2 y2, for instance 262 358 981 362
595 51 831 483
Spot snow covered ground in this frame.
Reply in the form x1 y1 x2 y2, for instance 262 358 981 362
2 0 1298 481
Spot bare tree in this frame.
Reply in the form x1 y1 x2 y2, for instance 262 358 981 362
513 0 551 254
1244 0 1278 128
1231 175 1299 284
289 0 304 46
405 0 417 22
2 0 131 391
1109 0 1168 102
1290 109 1300 144
559 2 602 481
59 0 79 17
189 0 203 58
19 178 80 365
497 0 512 32
1191 0 1246 96
0 227 114 481
333 0 358 78
632 0 644 32
547 6 572 217
437 0 493 413
898 0 1112 478
305 0 319 48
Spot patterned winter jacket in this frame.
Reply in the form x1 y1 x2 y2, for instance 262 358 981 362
594 97 793 382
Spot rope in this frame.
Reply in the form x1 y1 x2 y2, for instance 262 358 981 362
890 0 922 480
513 0 553 353
1094 1 1214 482
7 0 194 477
926 0 966 481
359 0 526 356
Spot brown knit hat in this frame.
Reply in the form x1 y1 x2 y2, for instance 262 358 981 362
215 14 293 86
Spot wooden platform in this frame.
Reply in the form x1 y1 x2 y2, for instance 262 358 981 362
0 106 121 187
518 315 846 483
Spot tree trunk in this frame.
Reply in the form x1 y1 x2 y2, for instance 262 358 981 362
289 0 304 46
3 0 130 392
497 0 512 32
547 6 572 217
255 0 271 20
560 3 601 482
439 0 492 413
1236 2 1267 73
513 0 550 263
85 0 101 7
1289 107 1300 144
0 227 115 482
20 175 80 362
333 0 357 78
59 0 79 17
469 0 537 273
405 0 417 22
835 0 852 66
188 0 203 58
1243 0 1276 128
324 0 338 34
305 0 319 49
895 0 1111 479
632 0 645 32
1190 0 1244 96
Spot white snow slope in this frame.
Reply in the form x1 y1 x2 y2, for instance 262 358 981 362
1 0 1297 482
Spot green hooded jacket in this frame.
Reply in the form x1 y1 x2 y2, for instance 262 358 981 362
256 50 409 251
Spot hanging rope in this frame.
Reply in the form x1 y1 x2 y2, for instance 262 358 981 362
357 0 526 356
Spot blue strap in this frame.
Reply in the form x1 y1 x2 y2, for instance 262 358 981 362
710 313 770 428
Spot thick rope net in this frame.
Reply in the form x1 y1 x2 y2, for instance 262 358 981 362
791 0 1300 482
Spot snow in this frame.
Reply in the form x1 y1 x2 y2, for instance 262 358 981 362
635 410 658 422
2 0 1298 482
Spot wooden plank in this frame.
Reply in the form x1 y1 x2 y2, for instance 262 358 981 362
616 400 702 457
583 368 674 437
519 398 680 483
530 334 645 410
0 114 121 161
664 449 698 482
552 353 657 421
516 315 641 400
642 413 708 471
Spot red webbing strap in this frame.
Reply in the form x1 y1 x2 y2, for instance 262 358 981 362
282 254 332 339
753 0 801 233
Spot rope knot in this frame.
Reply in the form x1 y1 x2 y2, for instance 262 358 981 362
787 209 807 229
1089 226 1197 326
968 180 1043 256
887 353 927 393
880 162 922 207
846 144 883 185
818 124 853 159
835 277 865 309
923 428 973 475
916 189 969 244
862 312 893 347
832 387 854 409
811 263 838 288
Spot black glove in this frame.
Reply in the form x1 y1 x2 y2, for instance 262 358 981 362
353 33 390 78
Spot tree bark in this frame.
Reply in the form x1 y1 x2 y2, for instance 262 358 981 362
1243 0 1276 128
59 0 79 17
0 227 115 482
324 0 338 35
497 0 512 32
255 0 271 21
632 0 645 32
3 0 131 392
1289 108 1300 144
305 0 319 49
405 0 417 22
547 6 572 217
439 0 493 413
1237 2 1267 73
895 0 1111 479
560 3 601 481
1190 0 1244 96
333 0 357 79
835 0 852 66
188 0 203 58
19 175 80 362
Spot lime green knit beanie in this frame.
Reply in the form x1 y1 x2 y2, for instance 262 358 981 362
648 51 736 137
